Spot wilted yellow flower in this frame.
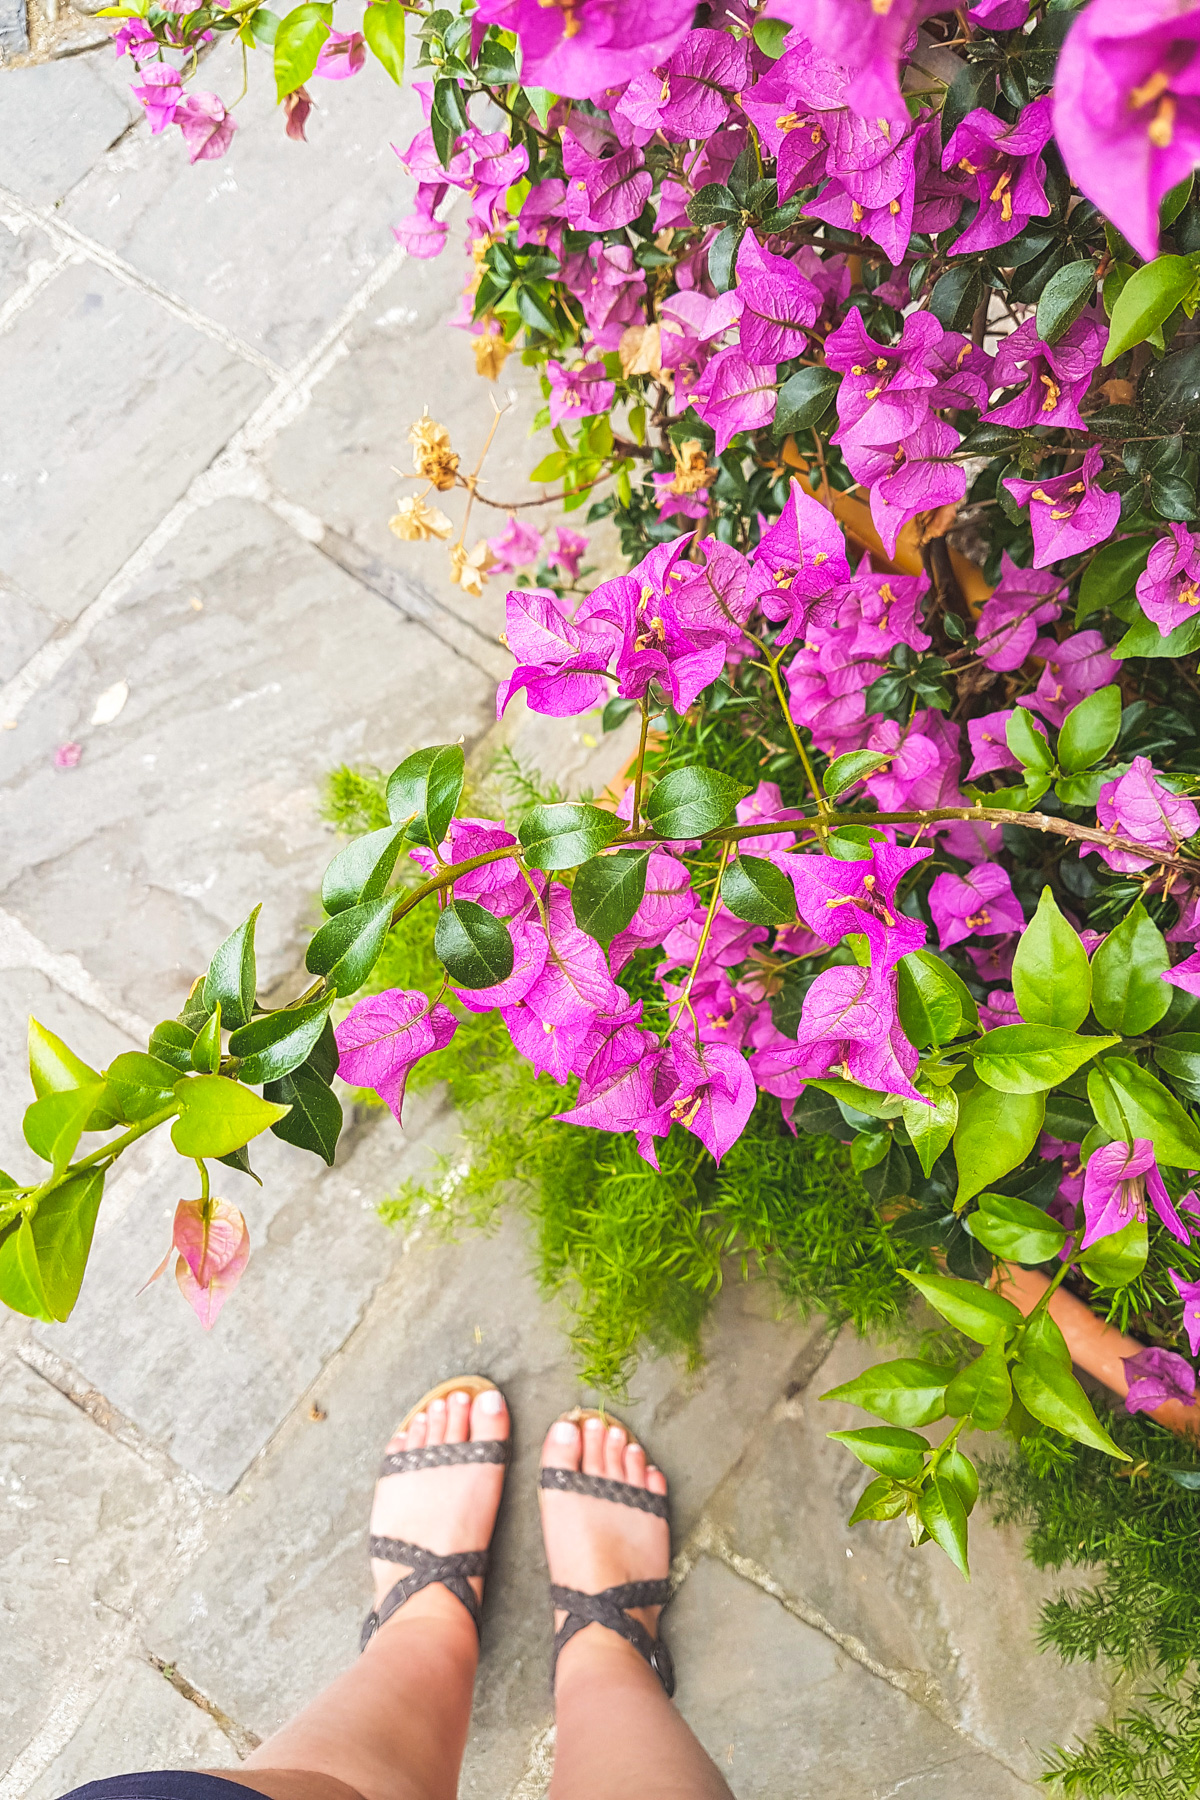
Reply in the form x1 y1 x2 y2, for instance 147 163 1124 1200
408 408 460 491
449 540 495 597
474 321 510 381
669 438 716 496
389 495 454 541
618 322 662 378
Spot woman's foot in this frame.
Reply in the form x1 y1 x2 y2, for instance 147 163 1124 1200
539 1411 670 1673
368 1384 509 1633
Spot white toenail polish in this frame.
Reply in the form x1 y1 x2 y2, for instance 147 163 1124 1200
450 1391 470 1405
480 1389 504 1413
552 1421 577 1442
430 1397 446 1411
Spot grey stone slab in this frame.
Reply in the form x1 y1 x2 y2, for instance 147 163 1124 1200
25 1655 236 1800
142 1221 823 1796
0 261 269 622
0 0 28 59
0 966 137 1176
0 575 58 683
0 1357 183 1766
671 1556 1037 1799
0 497 495 1025
705 1329 1113 1785
0 57 138 205
33 1089 459 1493
0 212 60 311
61 40 426 371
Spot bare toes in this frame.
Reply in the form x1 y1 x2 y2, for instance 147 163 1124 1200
581 1415 607 1476
542 1417 582 1470
426 1398 448 1446
603 1425 627 1481
646 1465 668 1498
406 1411 428 1450
445 1389 471 1444
471 1387 510 1443
624 1443 647 1489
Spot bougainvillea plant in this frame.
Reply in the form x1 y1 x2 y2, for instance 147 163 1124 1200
12 0 1200 1578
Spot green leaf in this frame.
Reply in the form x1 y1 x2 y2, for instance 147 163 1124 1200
903 1269 1023 1345
827 1425 928 1481
896 949 977 1049
848 1475 909 1524
572 849 650 949
386 743 465 849
944 1336 1014 1432
434 900 514 989
940 1447 979 1515
1088 1056 1200 1166
430 74 469 168
474 35 520 83
1006 707 1055 773
1012 1352 1131 1458
321 824 406 916
901 1084 958 1178
1011 887 1092 1030
227 997 335 1085
1154 1031 1200 1096
203 906 260 1031
27 1018 120 1131
917 1475 971 1579
1103 254 1198 364
1057 685 1122 773
686 183 740 228
273 0 331 99
929 263 983 333
1091 901 1171 1036
518 802 622 872
953 1085 1046 1205
25 1170 104 1321
249 7 279 44
972 1024 1119 1094
821 1358 952 1428
191 1004 222 1075
1077 1214 1148 1288
264 1063 342 1165
171 1075 289 1158
645 768 751 839
305 895 396 997
822 749 891 800
773 365 841 435
0 1219 50 1320
362 0 405 79
965 1190 1068 1264
1077 537 1153 622
1015 1307 1073 1369
147 1020 196 1074
1035 258 1097 345
751 13 789 55
104 1053 181 1123
721 855 796 927
1113 605 1200 659
1055 771 1106 808
23 1085 103 1177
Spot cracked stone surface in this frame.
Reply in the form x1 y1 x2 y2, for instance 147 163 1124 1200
0 41 1120 1800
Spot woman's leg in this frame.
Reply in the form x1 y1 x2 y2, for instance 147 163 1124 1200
215 1386 509 1800
539 1416 735 1800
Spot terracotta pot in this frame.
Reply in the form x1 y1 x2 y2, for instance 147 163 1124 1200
999 1262 1199 1439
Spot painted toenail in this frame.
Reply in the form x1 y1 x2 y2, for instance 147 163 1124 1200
413 1412 427 1425
584 1416 603 1431
481 1388 504 1413
430 1397 446 1412
552 1420 578 1442
449 1390 470 1405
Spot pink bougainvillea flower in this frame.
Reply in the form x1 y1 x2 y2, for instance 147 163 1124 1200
825 307 945 452
655 1033 756 1163
1164 946 1200 997
516 178 568 254
335 989 458 1123
1136 522 1200 634
1168 1267 1200 1356
548 526 589 583
985 315 1106 433
771 0 945 125
113 16 158 58
1082 1137 1190 1249
974 554 1063 672
174 91 237 163
453 916 549 1014
967 708 1023 779
806 126 922 265
1021 629 1121 730
929 862 1024 951
1054 0 1200 264
669 538 762 651
411 817 534 918
554 1015 670 1158
169 1198 250 1330
733 234 821 367
392 205 449 258
546 358 616 430
659 288 740 372
1122 1345 1198 1413
1004 448 1121 569
314 28 365 77
978 987 1022 1030
942 98 1054 256
562 133 653 231
472 0 695 97
54 742 82 770
495 586 617 719
284 87 313 141
759 961 924 1103
864 709 966 815
1083 755 1200 872
486 516 543 576
131 63 184 133
566 241 647 348
688 346 779 456
780 839 930 969
616 28 751 139
851 416 968 561
752 484 851 647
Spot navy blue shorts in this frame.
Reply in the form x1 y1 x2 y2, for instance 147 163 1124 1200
58 1777 262 1800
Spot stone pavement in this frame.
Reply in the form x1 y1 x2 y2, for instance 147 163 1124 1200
1 41 1118 1800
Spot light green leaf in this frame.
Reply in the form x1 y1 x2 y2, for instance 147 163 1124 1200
362 0 405 81
965 1190 1068 1264
1090 901 1171 1035
0 1219 50 1321
26 1170 105 1321
848 1474 909 1524
1006 707 1055 773
826 1425 928 1481
944 1336 1013 1431
1012 1352 1131 1458
896 949 977 1049
23 1085 104 1177
903 1269 1023 1345
1012 887 1091 1030
1057 685 1122 773
820 1358 952 1428
191 1004 222 1076
953 1085 1045 1205
1088 1056 1200 1166
917 1475 971 1578
274 0 332 99
901 1083 958 1178
171 1075 289 1158
1103 254 1199 365
972 1024 1119 1094
1078 1214 1148 1288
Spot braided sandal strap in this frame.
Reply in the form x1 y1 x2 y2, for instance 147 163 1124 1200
550 1580 674 1696
538 1466 670 1519
380 1439 510 1477
360 1537 490 1650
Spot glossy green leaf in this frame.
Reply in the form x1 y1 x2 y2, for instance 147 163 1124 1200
27 1018 120 1131
572 849 650 949
148 1020 197 1074
1012 1352 1130 1458
940 1448 979 1516
826 1425 928 1481
822 748 891 800
191 1004 222 1075
917 1475 970 1578
1103 254 1198 365
518 802 622 871
305 895 396 997
1077 1214 1148 1288
430 74 469 167
362 0 405 81
1005 707 1055 773
434 900 515 989
264 1063 342 1165
903 1269 1023 1345
104 1053 181 1123
965 1190 1068 1264
171 1075 289 1158
953 1085 1046 1205
945 1335 1013 1431
1154 1031 1200 1096
645 767 750 840
972 1024 1119 1094
821 1357 952 1428
274 0 331 100
1036 259 1097 346
474 35 520 82
386 743 465 849
1077 537 1153 622
1015 1307 1073 1369
1056 685 1122 773
1088 1056 1200 1166
896 949 977 1049
228 997 335 1085
1090 901 1171 1035
721 855 796 927
321 824 406 916
901 1084 958 1178
0 1219 50 1320
930 262 983 332
23 1084 103 1177
848 1475 909 1524
203 905 260 1030
25 1170 104 1321
751 13 789 56
1012 887 1091 1030
773 365 840 434
1112 606 1200 659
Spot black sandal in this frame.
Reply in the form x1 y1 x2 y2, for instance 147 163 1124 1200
360 1374 510 1651
539 1407 675 1696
